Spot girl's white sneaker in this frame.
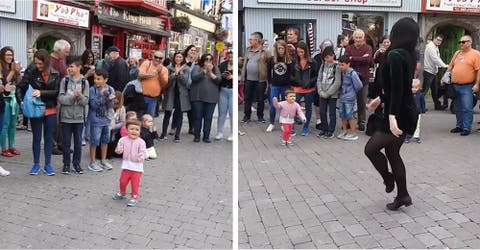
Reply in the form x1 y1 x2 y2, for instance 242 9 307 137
0 166 10 176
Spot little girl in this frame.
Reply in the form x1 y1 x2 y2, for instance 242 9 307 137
113 119 146 207
141 114 159 160
107 91 125 158
273 89 306 146
406 79 425 143
120 111 138 137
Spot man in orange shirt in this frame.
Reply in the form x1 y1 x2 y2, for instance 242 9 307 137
138 51 168 116
448 35 480 136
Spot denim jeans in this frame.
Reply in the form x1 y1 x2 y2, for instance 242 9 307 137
62 123 84 166
191 101 216 139
243 80 266 119
295 91 315 129
217 87 233 134
144 96 158 116
453 83 474 131
1 101 18 149
31 114 56 165
268 85 289 124
319 97 338 134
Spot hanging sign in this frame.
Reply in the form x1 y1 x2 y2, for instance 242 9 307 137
425 0 480 14
35 0 90 29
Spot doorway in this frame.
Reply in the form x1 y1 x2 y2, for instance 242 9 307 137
102 35 115 57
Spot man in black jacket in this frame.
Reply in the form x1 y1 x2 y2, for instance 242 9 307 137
105 46 129 92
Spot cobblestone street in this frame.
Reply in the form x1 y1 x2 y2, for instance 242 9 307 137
239 104 480 249
0 116 232 249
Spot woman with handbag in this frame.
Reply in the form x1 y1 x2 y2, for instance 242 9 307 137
364 18 419 210
17 49 60 176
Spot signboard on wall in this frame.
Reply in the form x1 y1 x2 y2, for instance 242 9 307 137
424 0 480 14
35 0 90 29
91 34 103 61
257 0 402 7
0 0 15 13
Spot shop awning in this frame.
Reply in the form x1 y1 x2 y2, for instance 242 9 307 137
98 16 171 37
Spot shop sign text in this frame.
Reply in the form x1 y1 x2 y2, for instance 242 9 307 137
36 0 90 29
98 4 165 30
425 0 480 14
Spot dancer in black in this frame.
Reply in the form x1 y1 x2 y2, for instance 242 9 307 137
364 17 419 210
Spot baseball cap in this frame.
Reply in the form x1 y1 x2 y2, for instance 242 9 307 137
105 46 120 54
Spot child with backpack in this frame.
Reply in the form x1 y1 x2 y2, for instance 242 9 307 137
88 69 115 172
337 55 363 141
58 56 89 174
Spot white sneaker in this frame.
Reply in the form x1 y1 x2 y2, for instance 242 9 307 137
100 160 113 170
337 131 347 140
227 135 233 141
0 166 10 176
88 162 104 172
251 106 257 112
215 133 223 140
239 131 246 136
343 133 359 141
266 124 274 132
82 140 86 146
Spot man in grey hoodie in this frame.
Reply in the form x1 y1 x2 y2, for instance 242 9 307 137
58 57 89 174
317 46 342 138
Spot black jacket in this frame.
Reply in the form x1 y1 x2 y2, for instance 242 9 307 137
17 66 60 109
108 58 129 92
381 48 418 135
140 127 159 148
292 59 318 89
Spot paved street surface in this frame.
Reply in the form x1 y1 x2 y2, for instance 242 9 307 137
239 102 480 249
0 114 232 249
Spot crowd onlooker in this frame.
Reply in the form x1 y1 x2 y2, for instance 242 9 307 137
216 51 234 141
18 49 61 176
190 54 221 143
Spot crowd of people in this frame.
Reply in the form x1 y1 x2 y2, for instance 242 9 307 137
240 17 480 209
0 40 233 205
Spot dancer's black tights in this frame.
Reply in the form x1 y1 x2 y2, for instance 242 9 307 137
364 131 409 197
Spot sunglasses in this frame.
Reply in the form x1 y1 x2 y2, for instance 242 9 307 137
205 57 213 61
154 56 163 60
459 40 471 44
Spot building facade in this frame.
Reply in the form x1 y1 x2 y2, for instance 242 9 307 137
240 0 421 54
168 0 219 57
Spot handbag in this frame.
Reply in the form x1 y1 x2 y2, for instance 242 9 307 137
22 85 45 118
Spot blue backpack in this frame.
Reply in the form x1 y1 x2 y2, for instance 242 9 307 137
22 85 45 118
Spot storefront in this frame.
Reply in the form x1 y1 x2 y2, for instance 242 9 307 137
169 5 218 57
420 0 480 62
241 0 420 53
29 0 90 55
0 0 32 67
92 1 170 60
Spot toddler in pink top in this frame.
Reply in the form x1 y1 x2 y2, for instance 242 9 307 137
112 119 146 207
273 89 306 146
120 111 138 137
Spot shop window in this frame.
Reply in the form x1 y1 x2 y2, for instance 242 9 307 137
183 34 193 48
169 32 181 52
273 19 316 52
342 12 384 50
194 36 203 48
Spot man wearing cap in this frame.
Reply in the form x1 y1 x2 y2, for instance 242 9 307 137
138 50 169 116
105 46 129 91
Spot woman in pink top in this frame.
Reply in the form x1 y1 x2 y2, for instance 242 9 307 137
273 89 306 146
